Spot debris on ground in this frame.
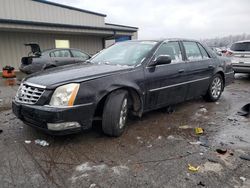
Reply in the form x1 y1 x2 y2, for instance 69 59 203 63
167 135 175 140
179 125 191 129
237 103 250 117
89 183 97 188
188 164 200 172
197 181 205 186
35 139 49 147
157 136 162 140
216 148 227 155
195 128 204 135
189 141 202 145
147 144 152 148
199 107 208 113
239 155 250 161
240 177 246 182
0 129 3 134
24 140 31 144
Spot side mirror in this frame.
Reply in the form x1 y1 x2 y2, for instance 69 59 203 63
150 55 172 66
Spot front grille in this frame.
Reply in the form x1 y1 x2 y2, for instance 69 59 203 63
15 83 45 104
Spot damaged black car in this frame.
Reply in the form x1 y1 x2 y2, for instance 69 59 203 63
20 43 91 74
12 39 234 137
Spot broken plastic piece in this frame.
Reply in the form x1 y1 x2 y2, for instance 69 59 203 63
195 128 204 134
188 164 200 172
240 177 246 182
179 125 191 129
189 141 202 145
24 140 31 144
197 181 205 186
237 103 250 117
35 139 49 147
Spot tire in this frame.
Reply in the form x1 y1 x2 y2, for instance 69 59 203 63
204 74 224 102
102 90 129 137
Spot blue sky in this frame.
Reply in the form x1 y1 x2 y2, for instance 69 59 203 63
51 0 250 39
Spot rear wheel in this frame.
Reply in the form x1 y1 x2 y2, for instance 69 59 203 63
102 90 128 137
204 74 224 102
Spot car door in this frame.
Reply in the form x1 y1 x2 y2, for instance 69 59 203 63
144 41 189 110
49 49 75 66
70 49 90 63
182 41 215 100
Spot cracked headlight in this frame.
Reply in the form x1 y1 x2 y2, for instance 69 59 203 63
49 83 79 107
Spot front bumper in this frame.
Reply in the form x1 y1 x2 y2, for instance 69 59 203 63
233 64 250 73
12 100 95 135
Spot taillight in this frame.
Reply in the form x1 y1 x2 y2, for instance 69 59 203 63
225 50 233 56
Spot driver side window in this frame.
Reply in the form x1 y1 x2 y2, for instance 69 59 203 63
155 42 183 63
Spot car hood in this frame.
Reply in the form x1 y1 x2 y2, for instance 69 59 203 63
24 63 133 89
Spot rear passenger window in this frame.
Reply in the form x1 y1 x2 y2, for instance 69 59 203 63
155 42 183 63
197 43 210 59
183 42 202 61
50 50 71 58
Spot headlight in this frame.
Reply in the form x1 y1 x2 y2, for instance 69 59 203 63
49 83 80 107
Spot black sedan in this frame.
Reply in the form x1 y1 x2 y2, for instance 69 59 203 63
20 43 91 74
12 39 234 137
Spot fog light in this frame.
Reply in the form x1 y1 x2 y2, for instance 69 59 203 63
47 122 80 131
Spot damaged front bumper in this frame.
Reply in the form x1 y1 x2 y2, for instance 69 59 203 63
12 100 95 135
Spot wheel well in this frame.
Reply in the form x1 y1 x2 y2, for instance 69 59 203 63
94 87 142 118
217 71 225 85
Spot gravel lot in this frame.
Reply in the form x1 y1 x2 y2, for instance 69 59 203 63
0 74 250 188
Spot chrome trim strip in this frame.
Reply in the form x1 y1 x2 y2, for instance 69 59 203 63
225 71 234 75
44 102 94 108
24 82 46 89
149 77 210 92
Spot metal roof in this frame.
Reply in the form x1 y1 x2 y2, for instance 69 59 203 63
0 19 138 33
32 0 107 17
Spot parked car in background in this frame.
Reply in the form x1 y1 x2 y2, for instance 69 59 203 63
226 40 250 73
12 39 234 137
20 43 91 74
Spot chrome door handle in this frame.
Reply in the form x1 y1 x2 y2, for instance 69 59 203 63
178 69 185 73
208 65 215 69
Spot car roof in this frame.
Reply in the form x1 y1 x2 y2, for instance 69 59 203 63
129 38 201 43
233 40 250 44
42 48 90 55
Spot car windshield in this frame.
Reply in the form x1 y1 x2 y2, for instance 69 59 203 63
90 41 157 66
230 42 250 51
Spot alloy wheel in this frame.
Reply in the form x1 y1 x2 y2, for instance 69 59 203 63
211 77 222 99
119 98 128 129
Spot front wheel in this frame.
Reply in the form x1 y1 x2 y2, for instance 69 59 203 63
102 90 129 137
204 74 224 102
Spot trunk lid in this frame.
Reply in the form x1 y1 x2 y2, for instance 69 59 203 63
25 43 42 57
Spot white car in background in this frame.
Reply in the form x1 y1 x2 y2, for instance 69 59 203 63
227 40 250 73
